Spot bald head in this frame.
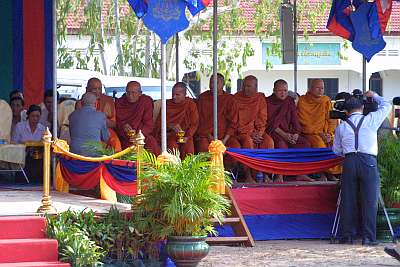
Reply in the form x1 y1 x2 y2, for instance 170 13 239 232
242 75 258 96
126 81 142 103
172 82 187 104
209 73 225 94
273 79 289 100
309 79 325 97
82 92 97 107
86 77 102 99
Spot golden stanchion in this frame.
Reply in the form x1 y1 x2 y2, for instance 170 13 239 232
135 130 145 195
37 128 57 214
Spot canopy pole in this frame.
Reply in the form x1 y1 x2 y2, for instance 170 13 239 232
212 0 218 140
161 42 167 152
293 0 298 93
52 0 57 185
175 34 179 83
362 56 367 92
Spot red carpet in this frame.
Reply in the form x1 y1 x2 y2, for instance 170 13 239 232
0 216 69 266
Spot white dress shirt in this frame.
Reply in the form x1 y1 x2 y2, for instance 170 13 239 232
11 121 46 144
332 93 391 156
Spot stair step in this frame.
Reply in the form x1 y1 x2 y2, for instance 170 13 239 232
0 261 70 267
210 217 241 223
0 239 59 263
0 216 46 239
206 236 249 243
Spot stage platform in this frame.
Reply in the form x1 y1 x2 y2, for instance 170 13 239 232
0 185 131 216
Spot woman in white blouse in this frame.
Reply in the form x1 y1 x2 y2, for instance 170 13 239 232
12 105 45 144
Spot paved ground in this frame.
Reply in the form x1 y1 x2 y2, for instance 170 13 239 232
200 240 399 267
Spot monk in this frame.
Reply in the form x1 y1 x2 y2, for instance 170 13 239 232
234 75 274 182
76 78 122 152
115 81 161 155
154 82 198 158
297 78 339 181
266 79 312 182
196 73 240 152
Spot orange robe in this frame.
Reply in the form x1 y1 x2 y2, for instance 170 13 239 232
195 91 240 152
297 92 337 148
155 98 199 158
76 94 122 152
233 91 274 149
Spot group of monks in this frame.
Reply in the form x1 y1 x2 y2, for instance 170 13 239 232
75 75 339 183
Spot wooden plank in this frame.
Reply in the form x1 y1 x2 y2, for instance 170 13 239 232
206 236 249 242
210 217 241 223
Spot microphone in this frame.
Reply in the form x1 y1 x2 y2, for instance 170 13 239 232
393 97 400 106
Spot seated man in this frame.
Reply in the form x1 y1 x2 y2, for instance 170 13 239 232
154 82 198 158
0 99 12 143
234 75 274 182
115 81 160 155
76 78 121 152
69 92 109 156
266 79 312 182
196 73 240 152
39 89 58 130
297 78 339 181
9 97 26 139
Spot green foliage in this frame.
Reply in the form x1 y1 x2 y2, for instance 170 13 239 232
46 207 145 266
378 136 400 207
132 150 231 240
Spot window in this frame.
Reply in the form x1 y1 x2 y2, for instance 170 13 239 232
307 78 338 99
369 72 382 96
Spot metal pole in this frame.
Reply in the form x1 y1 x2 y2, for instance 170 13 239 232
52 0 57 185
293 0 298 93
175 34 179 83
161 42 167 152
362 56 367 92
212 0 218 140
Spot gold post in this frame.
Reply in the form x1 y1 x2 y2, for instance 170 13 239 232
135 130 145 195
37 128 57 214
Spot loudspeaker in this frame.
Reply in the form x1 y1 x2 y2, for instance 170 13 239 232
280 2 294 64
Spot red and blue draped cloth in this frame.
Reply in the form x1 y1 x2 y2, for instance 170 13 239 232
0 0 54 106
58 156 137 196
127 0 209 44
225 148 343 175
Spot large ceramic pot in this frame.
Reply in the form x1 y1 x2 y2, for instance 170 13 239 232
376 208 400 242
166 236 209 267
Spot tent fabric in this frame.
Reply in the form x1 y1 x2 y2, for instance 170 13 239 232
0 0 53 105
58 156 138 196
225 148 344 175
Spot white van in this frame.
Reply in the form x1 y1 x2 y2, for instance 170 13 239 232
57 69 104 99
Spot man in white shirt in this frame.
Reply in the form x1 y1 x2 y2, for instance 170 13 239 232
332 91 391 246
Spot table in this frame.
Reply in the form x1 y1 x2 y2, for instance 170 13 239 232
0 144 28 183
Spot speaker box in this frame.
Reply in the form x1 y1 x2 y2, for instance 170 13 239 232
280 3 294 64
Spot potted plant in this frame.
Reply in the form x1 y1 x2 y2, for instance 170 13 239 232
377 135 400 241
132 151 231 267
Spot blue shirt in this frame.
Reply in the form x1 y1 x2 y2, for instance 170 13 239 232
69 106 109 156
332 93 391 156
11 121 45 144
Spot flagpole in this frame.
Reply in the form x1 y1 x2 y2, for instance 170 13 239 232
175 34 179 83
52 0 57 185
161 42 167 152
212 0 218 140
362 56 367 92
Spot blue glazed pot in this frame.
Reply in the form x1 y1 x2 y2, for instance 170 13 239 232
166 236 209 267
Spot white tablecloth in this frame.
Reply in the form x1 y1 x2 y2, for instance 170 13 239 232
0 144 26 165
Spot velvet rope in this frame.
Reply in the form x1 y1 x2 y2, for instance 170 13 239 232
226 148 344 175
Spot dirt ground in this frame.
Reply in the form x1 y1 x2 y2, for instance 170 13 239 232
199 240 399 267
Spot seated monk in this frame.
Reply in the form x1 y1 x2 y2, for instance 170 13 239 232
115 81 161 155
76 78 121 152
266 79 313 182
154 82 198 158
234 75 274 182
196 73 240 152
297 78 339 181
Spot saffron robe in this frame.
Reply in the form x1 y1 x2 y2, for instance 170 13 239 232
195 90 240 152
115 94 160 155
76 94 121 152
266 94 310 149
155 98 199 158
233 91 274 149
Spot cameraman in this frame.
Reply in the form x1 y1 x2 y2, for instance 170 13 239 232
332 91 391 245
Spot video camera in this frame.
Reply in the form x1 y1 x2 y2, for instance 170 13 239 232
329 89 378 120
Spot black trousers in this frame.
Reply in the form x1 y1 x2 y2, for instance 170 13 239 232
340 152 380 241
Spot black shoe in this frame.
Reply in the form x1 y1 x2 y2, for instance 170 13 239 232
384 246 400 262
338 236 354 245
362 238 379 246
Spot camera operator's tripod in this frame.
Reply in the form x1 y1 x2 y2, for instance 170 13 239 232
330 189 397 243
